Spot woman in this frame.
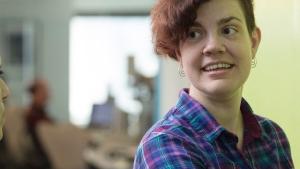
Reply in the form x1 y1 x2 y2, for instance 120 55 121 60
133 0 294 168
0 56 10 140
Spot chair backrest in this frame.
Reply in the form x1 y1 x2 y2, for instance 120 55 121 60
4 107 34 164
37 122 90 169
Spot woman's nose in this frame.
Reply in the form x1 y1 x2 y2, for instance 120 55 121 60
202 33 226 56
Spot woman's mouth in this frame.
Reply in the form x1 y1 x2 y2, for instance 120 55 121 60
201 63 234 72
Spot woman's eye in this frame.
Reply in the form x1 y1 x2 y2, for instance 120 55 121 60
188 31 202 39
223 26 237 36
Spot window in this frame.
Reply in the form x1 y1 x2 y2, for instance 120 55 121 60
69 16 159 126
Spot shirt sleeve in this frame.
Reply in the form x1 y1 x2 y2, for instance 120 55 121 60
133 133 205 169
272 121 294 168
263 119 294 168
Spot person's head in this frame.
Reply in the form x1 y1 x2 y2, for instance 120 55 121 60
28 78 50 107
0 57 10 139
151 0 257 60
151 0 261 99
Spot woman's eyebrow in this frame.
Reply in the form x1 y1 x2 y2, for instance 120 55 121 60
191 21 203 28
218 16 242 25
192 16 242 28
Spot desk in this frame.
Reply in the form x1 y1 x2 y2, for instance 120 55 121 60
83 129 137 169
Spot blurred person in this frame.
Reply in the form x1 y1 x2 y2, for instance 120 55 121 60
134 0 294 168
25 78 53 145
25 78 53 168
0 56 10 140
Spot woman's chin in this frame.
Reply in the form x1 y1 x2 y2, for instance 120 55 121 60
204 85 242 99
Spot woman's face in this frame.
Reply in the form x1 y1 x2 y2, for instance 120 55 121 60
179 0 260 100
0 57 10 139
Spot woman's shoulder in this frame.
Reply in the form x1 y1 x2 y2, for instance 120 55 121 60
255 115 286 134
140 106 200 146
254 114 291 146
253 114 294 168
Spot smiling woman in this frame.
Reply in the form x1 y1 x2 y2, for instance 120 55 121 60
133 0 294 168
0 56 10 139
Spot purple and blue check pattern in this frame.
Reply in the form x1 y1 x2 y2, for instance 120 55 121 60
133 89 294 169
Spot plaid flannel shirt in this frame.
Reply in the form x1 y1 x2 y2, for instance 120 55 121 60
133 89 294 169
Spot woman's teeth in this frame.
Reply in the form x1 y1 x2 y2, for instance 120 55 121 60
203 63 233 71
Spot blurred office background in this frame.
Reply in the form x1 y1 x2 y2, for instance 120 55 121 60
0 0 299 168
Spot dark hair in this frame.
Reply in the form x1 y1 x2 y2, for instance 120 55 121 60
151 0 256 60
27 79 46 95
28 83 38 94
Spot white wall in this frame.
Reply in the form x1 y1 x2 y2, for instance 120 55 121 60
0 0 71 121
73 0 154 13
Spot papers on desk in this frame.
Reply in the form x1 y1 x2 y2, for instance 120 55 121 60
83 129 137 169
83 148 131 169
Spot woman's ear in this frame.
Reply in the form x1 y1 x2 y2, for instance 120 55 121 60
251 27 261 58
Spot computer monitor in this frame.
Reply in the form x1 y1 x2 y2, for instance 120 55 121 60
89 102 114 129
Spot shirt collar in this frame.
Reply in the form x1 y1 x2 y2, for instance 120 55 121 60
175 89 261 143
240 99 262 144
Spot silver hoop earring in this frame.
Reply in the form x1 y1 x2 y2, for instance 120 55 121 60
178 65 185 77
251 58 257 68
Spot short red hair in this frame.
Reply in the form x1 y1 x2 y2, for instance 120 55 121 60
151 0 256 60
